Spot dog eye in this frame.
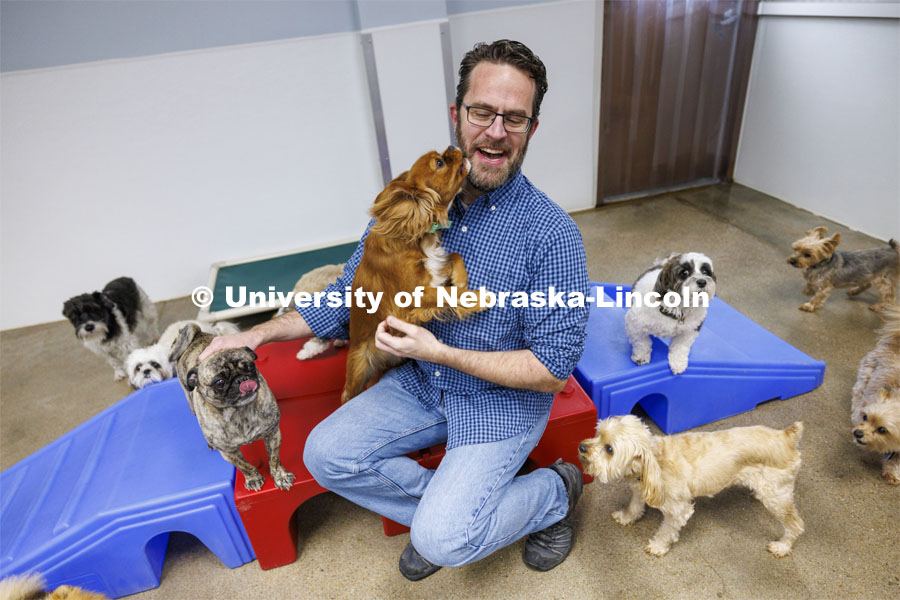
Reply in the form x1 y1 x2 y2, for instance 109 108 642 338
877 427 887 434
803 253 811 258
862 414 868 421
679 269 690 279
150 361 161 369
134 365 142 374
701 266 711 276
214 379 226 389
435 158 444 168
605 444 614 455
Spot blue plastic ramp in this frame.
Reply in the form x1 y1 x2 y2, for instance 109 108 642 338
574 283 826 433
0 378 254 598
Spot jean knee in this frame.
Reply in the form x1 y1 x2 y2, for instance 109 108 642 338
410 507 474 567
303 419 351 488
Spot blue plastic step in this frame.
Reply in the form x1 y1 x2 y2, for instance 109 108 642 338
574 283 825 433
0 378 254 598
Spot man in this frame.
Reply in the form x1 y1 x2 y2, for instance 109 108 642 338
201 39 590 579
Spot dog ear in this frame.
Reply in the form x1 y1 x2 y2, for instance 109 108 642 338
369 181 438 241
243 346 258 361
806 226 828 239
653 255 681 298
169 323 201 364
185 368 199 392
637 447 664 506
824 232 841 251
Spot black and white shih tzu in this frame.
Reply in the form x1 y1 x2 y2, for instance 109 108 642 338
62 276 160 380
125 319 240 389
624 252 717 375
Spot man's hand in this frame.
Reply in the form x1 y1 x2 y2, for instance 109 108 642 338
198 311 315 361
198 330 264 361
374 315 566 394
375 316 445 363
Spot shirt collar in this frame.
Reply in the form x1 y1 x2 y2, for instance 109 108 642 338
461 169 524 209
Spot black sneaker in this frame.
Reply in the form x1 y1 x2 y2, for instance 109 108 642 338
522 459 583 571
399 542 441 581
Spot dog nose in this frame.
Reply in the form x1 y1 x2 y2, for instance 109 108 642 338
696 279 706 288
143 368 152 376
578 443 587 454
789 258 797 265
84 323 94 332
853 429 863 438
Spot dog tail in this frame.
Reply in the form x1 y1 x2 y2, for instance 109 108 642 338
0 572 46 600
784 421 804 447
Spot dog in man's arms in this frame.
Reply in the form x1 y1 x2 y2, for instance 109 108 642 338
341 146 483 403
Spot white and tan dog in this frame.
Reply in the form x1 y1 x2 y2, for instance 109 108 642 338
625 253 716 375
274 263 348 360
125 319 239 389
579 415 804 557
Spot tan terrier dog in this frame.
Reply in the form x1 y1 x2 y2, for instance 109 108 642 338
787 226 898 312
579 415 804 557
851 304 900 485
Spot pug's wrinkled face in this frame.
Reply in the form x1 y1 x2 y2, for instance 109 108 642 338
188 347 261 408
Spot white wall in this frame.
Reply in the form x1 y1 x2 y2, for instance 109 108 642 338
0 0 600 330
735 13 900 242
1 34 382 329
450 0 599 215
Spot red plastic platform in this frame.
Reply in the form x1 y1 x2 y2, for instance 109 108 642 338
234 339 347 571
380 377 597 536
237 340 598 569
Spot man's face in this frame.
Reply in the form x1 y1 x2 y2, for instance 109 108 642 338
451 62 540 192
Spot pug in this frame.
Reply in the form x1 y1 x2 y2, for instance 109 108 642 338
169 323 294 491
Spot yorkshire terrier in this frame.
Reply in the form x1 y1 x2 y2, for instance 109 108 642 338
579 415 804 557
851 304 900 485
787 226 899 312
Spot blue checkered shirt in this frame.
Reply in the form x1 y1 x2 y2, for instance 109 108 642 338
298 171 589 448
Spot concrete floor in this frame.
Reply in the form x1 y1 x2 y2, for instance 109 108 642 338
2 183 898 599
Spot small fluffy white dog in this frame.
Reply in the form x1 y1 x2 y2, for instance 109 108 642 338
625 252 716 374
275 263 347 360
125 319 239 389
579 415 804 557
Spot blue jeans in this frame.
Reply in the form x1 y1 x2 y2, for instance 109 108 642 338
304 370 569 567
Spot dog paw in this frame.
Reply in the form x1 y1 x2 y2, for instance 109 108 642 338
881 471 900 486
114 368 127 381
767 541 792 557
333 339 348 348
668 357 687 375
645 540 670 557
631 353 650 366
799 303 817 312
273 468 296 491
243 472 265 491
612 510 641 526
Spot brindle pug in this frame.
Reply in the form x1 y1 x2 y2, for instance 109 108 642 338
169 323 294 491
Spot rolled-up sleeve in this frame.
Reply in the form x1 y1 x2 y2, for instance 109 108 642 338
521 218 590 380
295 223 371 340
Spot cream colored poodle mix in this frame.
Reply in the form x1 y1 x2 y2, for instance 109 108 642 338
579 415 805 557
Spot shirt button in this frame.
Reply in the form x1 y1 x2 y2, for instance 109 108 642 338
434 370 441 377
461 226 468 233
490 205 496 211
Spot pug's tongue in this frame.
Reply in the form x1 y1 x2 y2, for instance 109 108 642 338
239 380 258 396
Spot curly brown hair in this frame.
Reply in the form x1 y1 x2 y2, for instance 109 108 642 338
455 39 548 120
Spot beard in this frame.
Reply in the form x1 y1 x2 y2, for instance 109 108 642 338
455 119 530 192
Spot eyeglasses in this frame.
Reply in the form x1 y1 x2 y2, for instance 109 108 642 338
462 103 534 134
